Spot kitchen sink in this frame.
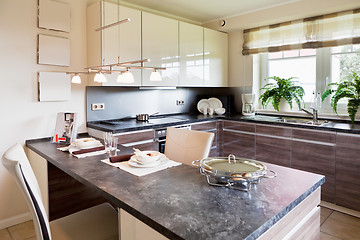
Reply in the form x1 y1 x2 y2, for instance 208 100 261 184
275 116 330 126
242 115 331 126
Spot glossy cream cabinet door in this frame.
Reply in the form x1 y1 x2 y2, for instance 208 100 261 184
204 28 228 87
142 12 179 86
102 1 119 66
179 22 204 87
87 1 141 86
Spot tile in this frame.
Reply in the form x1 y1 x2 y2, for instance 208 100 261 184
320 232 341 240
0 228 12 240
8 220 36 240
320 207 333 225
321 211 360 239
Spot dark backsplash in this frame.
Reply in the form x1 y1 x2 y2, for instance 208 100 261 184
86 86 241 122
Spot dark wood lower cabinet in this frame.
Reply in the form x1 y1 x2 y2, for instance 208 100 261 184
48 162 107 221
222 130 255 159
335 133 360 211
255 135 291 167
291 141 335 203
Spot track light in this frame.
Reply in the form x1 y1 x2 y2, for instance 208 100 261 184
150 69 162 81
71 73 81 84
94 72 107 83
123 69 135 83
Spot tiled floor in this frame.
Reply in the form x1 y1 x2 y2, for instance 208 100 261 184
0 207 359 239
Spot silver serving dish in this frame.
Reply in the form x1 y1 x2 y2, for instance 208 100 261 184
192 154 276 191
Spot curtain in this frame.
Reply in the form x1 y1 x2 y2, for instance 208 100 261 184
242 8 360 55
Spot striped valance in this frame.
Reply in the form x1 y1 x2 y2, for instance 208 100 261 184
242 8 360 55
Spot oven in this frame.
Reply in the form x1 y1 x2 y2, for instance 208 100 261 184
154 125 191 153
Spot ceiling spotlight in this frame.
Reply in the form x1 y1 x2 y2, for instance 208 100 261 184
71 73 81 84
94 72 107 83
150 69 162 81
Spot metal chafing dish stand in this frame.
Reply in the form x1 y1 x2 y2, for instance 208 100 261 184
192 154 277 191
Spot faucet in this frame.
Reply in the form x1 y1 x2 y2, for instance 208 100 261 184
301 108 318 124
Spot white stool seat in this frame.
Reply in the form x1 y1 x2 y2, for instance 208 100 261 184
164 127 215 166
2 143 118 240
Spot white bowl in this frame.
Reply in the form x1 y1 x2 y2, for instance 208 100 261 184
133 150 161 164
215 108 226 115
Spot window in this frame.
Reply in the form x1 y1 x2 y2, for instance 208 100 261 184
257 44 360 114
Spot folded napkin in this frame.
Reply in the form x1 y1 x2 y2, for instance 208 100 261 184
101 159 181 177
72 146 105 155
58 145 107 158
109 154 133 163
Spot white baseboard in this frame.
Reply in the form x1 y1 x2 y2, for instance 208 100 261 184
0 212 32 229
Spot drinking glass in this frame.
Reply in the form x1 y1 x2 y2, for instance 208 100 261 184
104 132 113 152
109 137 118 157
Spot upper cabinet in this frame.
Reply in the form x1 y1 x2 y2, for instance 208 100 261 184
87 1 227 87
87 1 141 86
141 12 179 86
204 28 228 87
179 22 204 87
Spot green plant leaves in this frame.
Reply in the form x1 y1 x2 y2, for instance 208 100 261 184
322 71 360 122
259 76 305 111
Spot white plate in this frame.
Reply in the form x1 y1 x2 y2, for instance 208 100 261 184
208 97 223 109
197 99 211 113
72 138 102 149
128 154 169 168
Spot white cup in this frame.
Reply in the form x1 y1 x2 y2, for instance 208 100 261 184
202 107 208 115
208 107 214 115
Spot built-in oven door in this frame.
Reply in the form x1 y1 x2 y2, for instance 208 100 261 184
157 137 166 153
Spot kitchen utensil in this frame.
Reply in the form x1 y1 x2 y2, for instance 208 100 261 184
215 108 226 115
208 97 223 109
192 154 276 191
197 99 211 113
208 107 214 115
136 112 159 121
202 107 208 115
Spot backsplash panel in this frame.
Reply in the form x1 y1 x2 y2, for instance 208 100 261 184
86 87 233 122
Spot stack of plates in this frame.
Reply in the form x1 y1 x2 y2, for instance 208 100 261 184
71 138 102 149
197 97 225 114
128 150 169 168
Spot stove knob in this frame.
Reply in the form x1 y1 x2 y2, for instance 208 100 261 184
157 130 162 136
162 130 166 135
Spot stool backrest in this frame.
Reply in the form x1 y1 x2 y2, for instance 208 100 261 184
2 144 51 240
164 127 215 166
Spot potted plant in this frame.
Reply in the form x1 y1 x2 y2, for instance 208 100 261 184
259 76 305 111
321 71 360 122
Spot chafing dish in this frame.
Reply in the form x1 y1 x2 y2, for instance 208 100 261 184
192 154 276 191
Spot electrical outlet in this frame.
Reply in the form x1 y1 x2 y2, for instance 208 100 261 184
176 100 185 105
91 103 105 111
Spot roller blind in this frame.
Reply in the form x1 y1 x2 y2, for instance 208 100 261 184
242 8 360 55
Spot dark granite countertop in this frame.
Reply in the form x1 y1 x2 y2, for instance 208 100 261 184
87 113 360 135
26 138 324 240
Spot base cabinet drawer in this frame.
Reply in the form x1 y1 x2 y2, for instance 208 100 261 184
291 141 335 203
222 130 255 159
335 133 360 211
256 135 291 167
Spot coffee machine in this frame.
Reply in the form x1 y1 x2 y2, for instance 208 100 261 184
241 94 255 116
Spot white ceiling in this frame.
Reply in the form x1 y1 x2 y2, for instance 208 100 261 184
118 0 300 24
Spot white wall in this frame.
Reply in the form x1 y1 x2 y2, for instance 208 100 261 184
0 0 89 228
204 0 360 89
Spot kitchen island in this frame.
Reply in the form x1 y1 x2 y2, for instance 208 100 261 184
26 138 324 240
